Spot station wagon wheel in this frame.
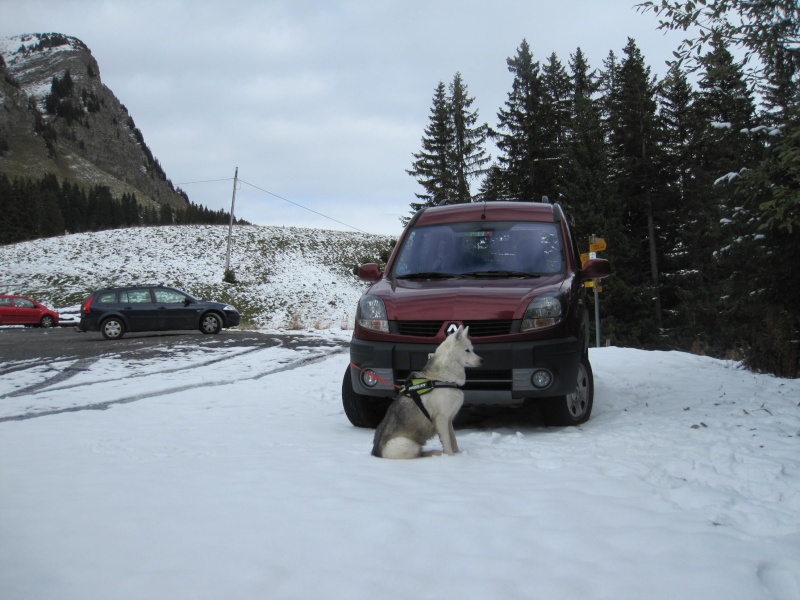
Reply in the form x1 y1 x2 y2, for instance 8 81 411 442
542 354 594 426
200 313 222 334
39 315 55 328
101 317 125 340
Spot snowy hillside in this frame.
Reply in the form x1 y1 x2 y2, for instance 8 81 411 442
1 342 798 599
0 224 391 328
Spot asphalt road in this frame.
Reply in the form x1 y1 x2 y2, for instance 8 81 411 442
0 326 349 365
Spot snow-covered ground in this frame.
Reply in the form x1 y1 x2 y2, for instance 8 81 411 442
1 339 798 600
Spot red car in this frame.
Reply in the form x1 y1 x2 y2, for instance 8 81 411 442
0 294 60 328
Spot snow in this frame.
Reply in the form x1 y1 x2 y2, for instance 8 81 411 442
1 339 799 600
714 172 740 185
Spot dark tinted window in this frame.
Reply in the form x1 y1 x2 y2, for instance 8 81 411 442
153 289 187 303
96 292 117 304
120 290 152 304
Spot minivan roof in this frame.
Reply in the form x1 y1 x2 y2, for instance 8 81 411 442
412 201 558 227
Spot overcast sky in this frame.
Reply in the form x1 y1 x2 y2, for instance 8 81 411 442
2 0 689 237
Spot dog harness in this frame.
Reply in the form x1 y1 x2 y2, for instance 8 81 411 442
399 377 461 421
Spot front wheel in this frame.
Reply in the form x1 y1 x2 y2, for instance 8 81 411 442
40 315 55 328
200 313 222 334
541 354 594 426
342 367 390 428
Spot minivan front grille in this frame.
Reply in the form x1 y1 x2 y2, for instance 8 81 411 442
396 321 441 337
395 320 514 338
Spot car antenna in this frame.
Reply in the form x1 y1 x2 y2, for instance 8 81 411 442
481 200 487 220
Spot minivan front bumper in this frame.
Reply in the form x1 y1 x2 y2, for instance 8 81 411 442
349 336 581 406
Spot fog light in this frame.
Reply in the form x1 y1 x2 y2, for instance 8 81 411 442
531 369 553 389
362 370 379 387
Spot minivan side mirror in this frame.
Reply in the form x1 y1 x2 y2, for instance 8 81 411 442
581 258 610 281
358 263 382 282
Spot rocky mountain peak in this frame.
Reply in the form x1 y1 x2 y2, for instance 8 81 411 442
0 33 187 211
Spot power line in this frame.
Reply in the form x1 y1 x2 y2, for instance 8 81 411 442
175 176 370 235
238 178 370 235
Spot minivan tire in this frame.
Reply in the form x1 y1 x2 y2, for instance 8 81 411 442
342 368 390 428
541 354 594 426
101 317 125 340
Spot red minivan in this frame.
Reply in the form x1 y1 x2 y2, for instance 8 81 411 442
0 294 60 328
343 201 610 428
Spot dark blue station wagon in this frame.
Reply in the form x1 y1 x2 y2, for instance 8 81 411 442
78 285 240 340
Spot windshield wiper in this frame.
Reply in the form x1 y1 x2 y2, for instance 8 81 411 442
459 270 542 278
395 271 458 280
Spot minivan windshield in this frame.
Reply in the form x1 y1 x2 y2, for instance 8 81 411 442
392 221 565 279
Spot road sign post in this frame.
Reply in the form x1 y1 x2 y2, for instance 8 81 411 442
591 235 601 348
581 235 608 347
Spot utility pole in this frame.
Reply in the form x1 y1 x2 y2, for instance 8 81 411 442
224 167 238 275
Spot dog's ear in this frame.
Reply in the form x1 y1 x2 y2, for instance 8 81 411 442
455 325 468 340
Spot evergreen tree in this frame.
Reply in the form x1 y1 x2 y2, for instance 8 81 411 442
37 174 65 237
476 164 511 200
406 81 456 221
695 35 765 356
603 38 666 343
656 63 714 349
560 48 620 346
88 186 115 230
406 74 490 221
159 202 174 225
597 50 620 141
539 52 572 199
449 72 491 203
494 39 547 201
562 47 613 238
0 174 24 244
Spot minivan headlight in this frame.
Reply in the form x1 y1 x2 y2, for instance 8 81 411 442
357 295 389 333
522 295 563 331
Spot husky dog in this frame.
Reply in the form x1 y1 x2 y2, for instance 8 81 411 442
372 326 483 459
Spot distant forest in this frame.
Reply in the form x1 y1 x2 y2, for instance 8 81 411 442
0 172 246 245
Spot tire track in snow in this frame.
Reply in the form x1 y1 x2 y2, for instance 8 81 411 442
0 346 346 422
0 355 77 377
0 356 100 399
12 346 266 396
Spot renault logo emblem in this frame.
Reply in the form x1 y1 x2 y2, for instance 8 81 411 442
446 323 460 335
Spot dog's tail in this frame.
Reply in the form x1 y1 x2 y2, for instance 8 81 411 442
378 436 422 460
